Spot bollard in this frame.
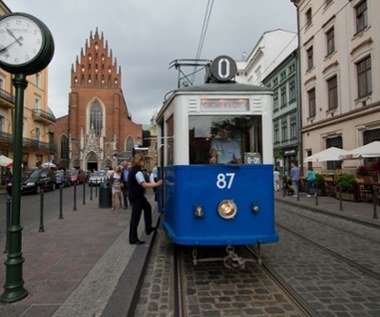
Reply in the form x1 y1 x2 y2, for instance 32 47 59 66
95 180 98 197
4 197 11 253
83 181 86 205
372 185 378 219
59 185 63 219
39 190 45 232
338 186 343 211
90 183 93 201
314 182 318 206
73 183 77 211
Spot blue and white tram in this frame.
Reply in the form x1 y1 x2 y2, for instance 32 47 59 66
156 56 278 265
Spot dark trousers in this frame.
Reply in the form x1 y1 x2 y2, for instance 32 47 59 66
122 182 129 207
129 196 153 243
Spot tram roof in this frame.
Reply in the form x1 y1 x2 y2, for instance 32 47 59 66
175 82 271 93
162 82 272 106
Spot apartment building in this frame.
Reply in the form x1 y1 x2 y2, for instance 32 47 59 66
263 50 300 176
292 0 380 173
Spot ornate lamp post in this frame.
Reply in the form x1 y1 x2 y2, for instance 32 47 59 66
0 12 54 303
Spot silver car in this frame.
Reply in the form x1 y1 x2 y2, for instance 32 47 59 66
88 170 107 187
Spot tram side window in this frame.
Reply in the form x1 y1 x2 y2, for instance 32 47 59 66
189 115 262 164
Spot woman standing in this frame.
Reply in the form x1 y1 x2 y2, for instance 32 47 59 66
110 165 122 210
128 153 163 245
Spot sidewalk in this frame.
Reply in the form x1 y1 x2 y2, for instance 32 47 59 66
0 189 157 317
275 190 380 228
0 189 378 317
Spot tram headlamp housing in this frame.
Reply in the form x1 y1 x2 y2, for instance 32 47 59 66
217 199 237 219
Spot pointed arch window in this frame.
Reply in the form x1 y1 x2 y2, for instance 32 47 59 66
60 135 68 160
90 101 103 136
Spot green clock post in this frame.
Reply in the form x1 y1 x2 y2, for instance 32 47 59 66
0 12 54 302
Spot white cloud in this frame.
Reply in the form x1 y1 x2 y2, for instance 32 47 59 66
7 0 296 124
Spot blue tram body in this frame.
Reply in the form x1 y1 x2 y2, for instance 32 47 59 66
156 56 278 255
160 164 278 246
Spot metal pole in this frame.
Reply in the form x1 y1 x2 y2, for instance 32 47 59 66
83 181 86 205
90 184 93 201
339 186 343 211
4 197 11 253
372 185 378 219
59 185 63 219
0 73 29 302
315 182 318 206
73 183 77 211
39 190 45 232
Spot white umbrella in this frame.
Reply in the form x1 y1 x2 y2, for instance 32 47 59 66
0 155 12 167
339 141 380 159
41 162 56 168
304 147 350 162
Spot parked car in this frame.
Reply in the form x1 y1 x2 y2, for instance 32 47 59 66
7 168 56 195
69 169 86 185
88 170 107 186
55 170 71 188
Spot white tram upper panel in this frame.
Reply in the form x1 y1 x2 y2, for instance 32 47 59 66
157 81 273 167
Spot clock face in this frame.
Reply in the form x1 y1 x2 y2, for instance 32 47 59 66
0 14 44 67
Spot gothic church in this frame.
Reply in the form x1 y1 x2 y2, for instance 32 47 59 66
54 29 142 171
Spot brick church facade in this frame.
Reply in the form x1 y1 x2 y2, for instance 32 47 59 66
54 29 142 171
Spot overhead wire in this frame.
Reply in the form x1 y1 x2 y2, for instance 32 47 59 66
191 0 214 84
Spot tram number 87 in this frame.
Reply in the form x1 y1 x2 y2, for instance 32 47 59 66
216 173 235 189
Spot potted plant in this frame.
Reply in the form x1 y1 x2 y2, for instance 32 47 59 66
356 165 369 176
336 173 356 201
315 173 325 196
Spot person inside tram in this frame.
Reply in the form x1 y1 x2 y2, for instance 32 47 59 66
209 127 242 164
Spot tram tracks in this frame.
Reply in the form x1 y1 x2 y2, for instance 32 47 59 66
133 204 380 316
276 222 380 281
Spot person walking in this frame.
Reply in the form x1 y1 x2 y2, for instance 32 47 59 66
120 161 130 208
128 153 163 245
290 161 300 197
273 167 281 191
306 166 316 197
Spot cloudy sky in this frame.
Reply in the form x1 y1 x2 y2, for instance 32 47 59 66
7 0 296 124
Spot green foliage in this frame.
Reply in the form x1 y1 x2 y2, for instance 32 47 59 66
315 173 324 185
336 174 356 193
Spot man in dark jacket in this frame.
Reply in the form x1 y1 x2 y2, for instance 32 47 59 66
128 153 163 245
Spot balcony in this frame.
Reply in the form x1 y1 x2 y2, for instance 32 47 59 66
0 88 15 110
0 130 13 148
23 137 57 152
32 108 57 124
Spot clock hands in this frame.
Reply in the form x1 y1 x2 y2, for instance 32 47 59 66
0 29 24 54
6 28 23 46
0 38 23 54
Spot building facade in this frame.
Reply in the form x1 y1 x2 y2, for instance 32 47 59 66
262 50 300 177
54 29 142 171
292 0 380 174
236 29 298 85
0 2 56 185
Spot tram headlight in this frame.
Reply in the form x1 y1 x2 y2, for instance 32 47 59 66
217 200 237 219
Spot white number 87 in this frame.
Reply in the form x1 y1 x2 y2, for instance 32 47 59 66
216 173 235 189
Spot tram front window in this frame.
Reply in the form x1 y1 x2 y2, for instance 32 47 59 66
189 115 262 165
